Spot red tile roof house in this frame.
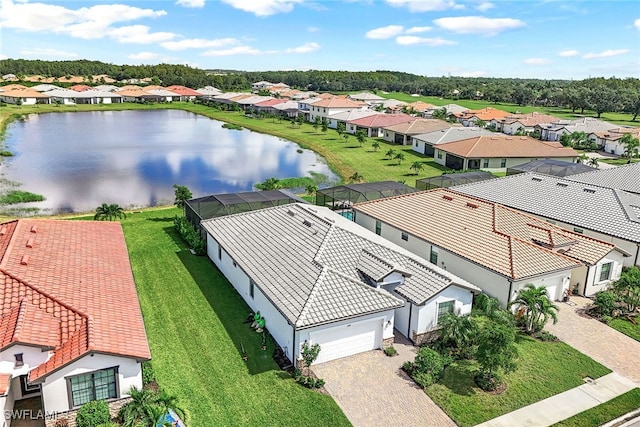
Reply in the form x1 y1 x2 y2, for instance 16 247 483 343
490 112 560 135
347 113 417 138
433 135 579 171
0 220 150 425
382 118 454 145
308 96 367 124
165 85 203 101
456 107 511 127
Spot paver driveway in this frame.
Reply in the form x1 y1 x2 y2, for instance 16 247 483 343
312 333 455 427
546 296 640 385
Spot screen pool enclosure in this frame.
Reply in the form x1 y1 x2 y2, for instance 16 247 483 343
416 171 495 190
506 159 595 177
315 181 416 211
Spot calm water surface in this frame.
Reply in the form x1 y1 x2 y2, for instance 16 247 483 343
1 110 338 214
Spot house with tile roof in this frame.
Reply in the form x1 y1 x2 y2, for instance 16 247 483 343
433 135 579 171
165 85 203 101
412 126 486 156
491 112 560 135
589 127 640 156
569 162 640 195
347 113 416 138
0 219 150 422
456 107 511 127
455 172 640 269
353 189 625 305
195 86 222 99
424 103 467 119
382 119 453 145
347 92 386 105
202 203 480 360
534 117 622 142
326 110 377 130
0 87 50 105
308 96 367 124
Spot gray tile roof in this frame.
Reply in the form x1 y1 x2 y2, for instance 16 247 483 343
413 126 493 145
202 204 477 329
454 172 640 242
569 163 640 194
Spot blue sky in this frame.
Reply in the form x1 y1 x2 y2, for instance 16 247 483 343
1 0 638 80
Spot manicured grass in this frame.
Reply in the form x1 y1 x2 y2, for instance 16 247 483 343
0 190 45 204
425 336 611 427
552 388 640 427
600 158 640 165
111 208 350 427
609 318 640 342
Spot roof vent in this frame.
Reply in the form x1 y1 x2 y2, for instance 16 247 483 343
287 209 295 217
26 238 34 248
0 227 6 236
30 225 37 233
302 219 312 227
557 183 568 187
532 177 543 182
466 202 478 209
442 195 453 201
584 188 596 193
20 255 29 265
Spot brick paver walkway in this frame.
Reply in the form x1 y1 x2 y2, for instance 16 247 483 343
546 296 640 385
312 333 455 427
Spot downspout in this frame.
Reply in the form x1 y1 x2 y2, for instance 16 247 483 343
583 267 590 296
407 302 413 342
635 244 640 266
507 279 513 305
292 325 297 368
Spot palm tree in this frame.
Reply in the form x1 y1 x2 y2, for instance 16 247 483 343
94 203 126 221
394 152 406 165
120 387 185 427
588 157 599 168
348 172 364 183
410 161 425 175
305 184 318 203
509 284 559 334
437 312 477 358
372 141 381 152
336 122 346 137
385 148 396 160
321 118 328 134
432 108 447 120
577 153 589 164
621 133 640 159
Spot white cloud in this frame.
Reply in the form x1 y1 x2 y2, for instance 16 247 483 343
476 2 494 11
0 1 173 42
161 38 239 51
405 26 432 34
128 51 160 60
524 57 551 65
307 26 319 32
221 0 302 16
108 25 176 44
385 0 463 12
634 18 640 31
283 42 320 53
0 54 7 60
366 25 404 39
582 49 629 59
434 16 525 35
396 35 456 46
201 46 263 56
20 47 78 58
558 49 578 57
175 0 205 8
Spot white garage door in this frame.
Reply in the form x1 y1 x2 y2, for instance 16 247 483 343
310 318 382 364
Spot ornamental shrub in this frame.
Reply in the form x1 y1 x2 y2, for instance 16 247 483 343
76 400 110 427
403 347 449 388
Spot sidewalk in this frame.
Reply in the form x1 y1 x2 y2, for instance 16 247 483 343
475 373 637 427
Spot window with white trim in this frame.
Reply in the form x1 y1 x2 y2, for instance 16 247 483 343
599 262 613 282
437 301 455 324
430 247 439 265
67 367 118 408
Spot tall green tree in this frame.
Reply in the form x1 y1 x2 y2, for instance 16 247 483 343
336 122 346 137
620 133 640 159
93 203 126 221
475 321 518 391
394 152 406 165
173 184 193 210
409 161 425 175
356 130 366 147
372 141 381 151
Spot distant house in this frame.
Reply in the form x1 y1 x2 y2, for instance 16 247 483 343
412 126 486 156
433 135 579 170
535 117 621 142
165 85 203 101
30 84 63 92
347 92 386 105
347 113 416 137
353 189 625 304
0 87 50 105
455 172 640 269
382 119 453 145
0 219 150 422
195 86 222 99
308 96 366 123
424 103 467 119
45 89 122 105
251 98 288 115
68 84 92 92
326 110 377 130
202 203 480 362
589 127 640 156
272 100 300 118
456 107 510 127
491 112 560 135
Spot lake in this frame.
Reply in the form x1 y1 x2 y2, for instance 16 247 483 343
0 109 338 215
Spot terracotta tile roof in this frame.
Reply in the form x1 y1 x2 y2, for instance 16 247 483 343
0 220 150 382
311 96 365 108
0 88 50 98
1 84 29 91
498 112 560 126
437 135 579 158
253 98 287 107
348 113 416 128
354 189 615 280
383 119 454 135
459 107 511 121
405 101 436 111
0 373 10 395
165 85 202 96
68 85 92 92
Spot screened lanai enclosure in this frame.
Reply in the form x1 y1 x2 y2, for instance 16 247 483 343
315 181 415 218
506 159 595 177
186 190 307 233
416 171 495 190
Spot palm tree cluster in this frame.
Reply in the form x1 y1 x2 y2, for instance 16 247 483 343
119 386 186 427
509 284 559 335
94 203 126 221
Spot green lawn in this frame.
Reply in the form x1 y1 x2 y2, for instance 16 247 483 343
425 336 611 427
609 318 640 342
600 158 640 166
552 388 640 427
109 208 350 427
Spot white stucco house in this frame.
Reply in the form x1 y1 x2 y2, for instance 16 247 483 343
202 203 480 362
0 220 150 426
353 189 626 306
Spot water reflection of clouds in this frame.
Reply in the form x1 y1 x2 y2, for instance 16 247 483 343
2 110 337 214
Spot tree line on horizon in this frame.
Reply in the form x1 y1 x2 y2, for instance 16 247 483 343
1 59 639 120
